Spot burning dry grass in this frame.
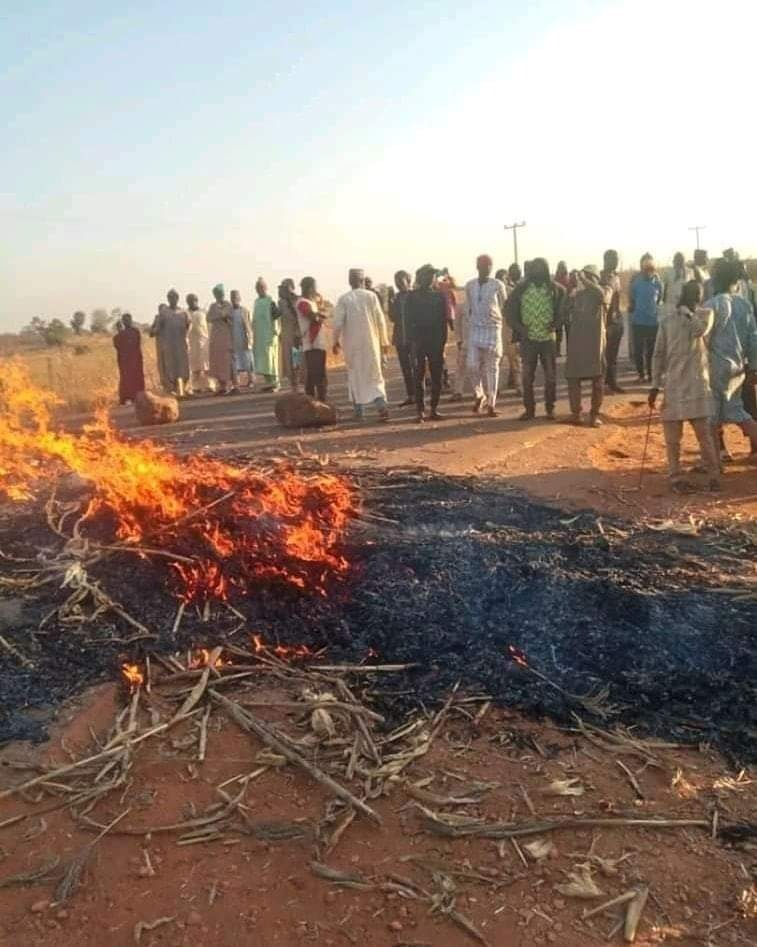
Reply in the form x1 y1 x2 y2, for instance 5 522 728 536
1 335 159 415
0 362 355 602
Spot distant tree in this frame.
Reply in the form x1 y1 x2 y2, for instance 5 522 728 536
22 316 69 347
90 308 112 334
44 318 69 347
71 311 87 335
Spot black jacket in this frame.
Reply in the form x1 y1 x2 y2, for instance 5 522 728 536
389 290 411 347
405 290 449 349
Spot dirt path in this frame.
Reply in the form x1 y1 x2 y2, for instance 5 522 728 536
112 353 757 523
1 680 755 947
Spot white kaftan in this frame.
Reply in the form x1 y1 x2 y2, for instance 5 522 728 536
188 308 209 373
332 288 388 405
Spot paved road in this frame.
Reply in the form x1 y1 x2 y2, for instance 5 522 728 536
114 351 643 475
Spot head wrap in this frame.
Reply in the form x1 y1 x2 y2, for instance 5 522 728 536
477 254 493 268
213 283 225 295
575 266 600 291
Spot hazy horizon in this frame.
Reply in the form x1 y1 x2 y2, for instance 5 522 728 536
2 0 756 332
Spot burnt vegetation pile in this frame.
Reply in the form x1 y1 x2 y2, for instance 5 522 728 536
0 468 755 763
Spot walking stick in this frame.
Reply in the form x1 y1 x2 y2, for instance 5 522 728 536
638 404 654 490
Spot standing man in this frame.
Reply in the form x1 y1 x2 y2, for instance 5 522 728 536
207 284 234 395
113 313 145 404
406 264 449 422
277 279 302 391
186 293 209 395
365 276 385 312
153 289 190 397
649 279 720 492
229 289 253 392
465 254 508 417
629 254 663 383
450 275 482 406
663 252 693 317
564 266 612 427
693 248 711 293
389 270 415 406
252 278 280 392
601 249 624 393
495 266 523 397
149 304 169 391
332 268 390 422
296 276 329 402
554 261 571 356
508 258 565 421
705 258 757 461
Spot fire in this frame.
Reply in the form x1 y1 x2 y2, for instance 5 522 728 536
189 648 227 669
251 633 315 660
0 362 355 601
121 662 144 689
507 645 529 669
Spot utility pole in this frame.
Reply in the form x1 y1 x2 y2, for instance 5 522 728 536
504 221 527 265
688 224 706 250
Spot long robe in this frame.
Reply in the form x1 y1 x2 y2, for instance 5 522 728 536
188 307 209 373
113 326 145 403
252 296 280 379
155 307 190 385
332 288 388 405
150 308 169 390
564 284 611 379
207 300 234 384
230 306 253 374
705 292 757 423
651 306 714 421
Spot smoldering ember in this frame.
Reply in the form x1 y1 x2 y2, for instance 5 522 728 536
1 365 756 946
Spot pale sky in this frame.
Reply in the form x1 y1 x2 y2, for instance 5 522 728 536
2 0 756 330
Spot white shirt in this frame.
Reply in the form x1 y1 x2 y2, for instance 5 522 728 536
296 298 329 352
465 278 508 353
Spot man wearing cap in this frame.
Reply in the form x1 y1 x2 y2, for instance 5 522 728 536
332 268 390 422
406 264 450 422
563 266 613 426
464 254 508 417
207 283 235 395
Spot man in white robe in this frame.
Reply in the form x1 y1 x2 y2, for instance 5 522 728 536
332 269 390 422
186 293 210 394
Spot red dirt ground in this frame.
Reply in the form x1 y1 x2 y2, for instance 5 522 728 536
0 679 755 947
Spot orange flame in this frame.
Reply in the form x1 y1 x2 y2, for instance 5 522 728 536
507 645 529 669
189 648 227 669
0 362 355 601
251 632 314 661
121 662 144 689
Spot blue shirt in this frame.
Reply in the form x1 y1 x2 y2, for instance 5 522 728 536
630 274 662 327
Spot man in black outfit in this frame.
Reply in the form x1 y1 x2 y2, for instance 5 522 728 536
406 264 449 422
388 270 415 406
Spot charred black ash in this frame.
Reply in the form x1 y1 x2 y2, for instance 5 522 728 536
0 469 755 763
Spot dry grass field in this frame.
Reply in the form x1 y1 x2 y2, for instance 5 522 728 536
0 334 159 414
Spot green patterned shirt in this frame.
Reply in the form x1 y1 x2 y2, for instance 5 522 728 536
521 284 556 342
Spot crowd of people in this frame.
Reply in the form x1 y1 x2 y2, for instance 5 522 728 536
111 248 757 491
